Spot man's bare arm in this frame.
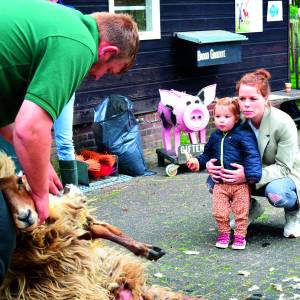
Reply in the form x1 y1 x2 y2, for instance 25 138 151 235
13 100 54 223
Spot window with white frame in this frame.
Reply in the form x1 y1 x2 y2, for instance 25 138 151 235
109 0 161 40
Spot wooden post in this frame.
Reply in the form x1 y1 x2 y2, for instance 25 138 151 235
290 22 295 73
295 32 299 89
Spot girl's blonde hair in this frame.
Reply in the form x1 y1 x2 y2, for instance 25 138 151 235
214 97 240 121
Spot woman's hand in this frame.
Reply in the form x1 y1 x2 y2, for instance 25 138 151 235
220 163 247 184
206 158 222 182
49 163 63 195
186 158 200 172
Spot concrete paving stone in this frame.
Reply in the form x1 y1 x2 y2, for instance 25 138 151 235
86 151 300 300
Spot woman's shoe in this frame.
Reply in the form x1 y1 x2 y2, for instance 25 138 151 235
283 208 300 238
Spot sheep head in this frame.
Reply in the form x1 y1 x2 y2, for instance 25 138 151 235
0 174 38 231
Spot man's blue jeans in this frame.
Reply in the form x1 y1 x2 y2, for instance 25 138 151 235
53 94 75 160
253 177 298 211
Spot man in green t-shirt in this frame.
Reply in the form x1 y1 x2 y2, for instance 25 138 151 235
0 0 139 282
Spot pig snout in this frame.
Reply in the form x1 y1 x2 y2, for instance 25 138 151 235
183 104 210 131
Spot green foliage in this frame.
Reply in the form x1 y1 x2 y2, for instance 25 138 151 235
290 70 298 89
180 132 190 145
289 4 300 88
290 5 299 21
295 0 300 8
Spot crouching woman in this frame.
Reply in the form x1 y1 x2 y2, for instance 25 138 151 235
207 68 300 238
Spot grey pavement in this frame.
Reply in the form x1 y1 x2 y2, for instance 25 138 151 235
87 151 300 300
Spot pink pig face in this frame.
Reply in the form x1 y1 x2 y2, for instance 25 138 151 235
183 102 210 131
158 84 216 133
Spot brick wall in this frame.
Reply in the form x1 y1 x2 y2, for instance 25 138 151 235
136 112 162 150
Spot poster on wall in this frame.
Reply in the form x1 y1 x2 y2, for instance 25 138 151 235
267 1 283 22
235 0 263 33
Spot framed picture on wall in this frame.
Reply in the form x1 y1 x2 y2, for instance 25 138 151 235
235 0 263 33
267 1 283 22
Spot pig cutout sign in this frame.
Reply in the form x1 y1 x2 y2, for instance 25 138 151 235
158 84 216 155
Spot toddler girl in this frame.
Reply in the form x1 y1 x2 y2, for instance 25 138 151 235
187 97 262 249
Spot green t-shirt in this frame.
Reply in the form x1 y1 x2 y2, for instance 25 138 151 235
0 0 98 126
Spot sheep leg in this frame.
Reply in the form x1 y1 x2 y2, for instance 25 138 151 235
84 222 165 261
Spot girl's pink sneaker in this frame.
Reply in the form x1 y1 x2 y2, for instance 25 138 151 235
232 234 246 250
215 233 230 249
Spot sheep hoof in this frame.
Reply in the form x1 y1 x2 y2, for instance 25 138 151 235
147 246 166 261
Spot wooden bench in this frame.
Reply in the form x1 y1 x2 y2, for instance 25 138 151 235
270 89 300 124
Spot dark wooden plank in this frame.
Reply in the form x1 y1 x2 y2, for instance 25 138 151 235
63 0 289 119
242 42 288 56
76 51 288 93
161 3 233 18
161 17 235 33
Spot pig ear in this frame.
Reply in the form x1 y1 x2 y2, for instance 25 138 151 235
196 84 217 106
159 89 180 107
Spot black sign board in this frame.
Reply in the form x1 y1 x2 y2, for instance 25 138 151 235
174 30 248 68
196 42 242 67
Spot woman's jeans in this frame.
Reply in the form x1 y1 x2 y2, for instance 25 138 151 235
253 178 298 211
0 193 16 284
0 137 17 284
53 94 75 160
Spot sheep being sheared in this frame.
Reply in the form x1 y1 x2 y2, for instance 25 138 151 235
0 151 165 261
0 152 204 300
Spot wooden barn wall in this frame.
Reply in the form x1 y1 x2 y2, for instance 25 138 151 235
64 0 289 126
